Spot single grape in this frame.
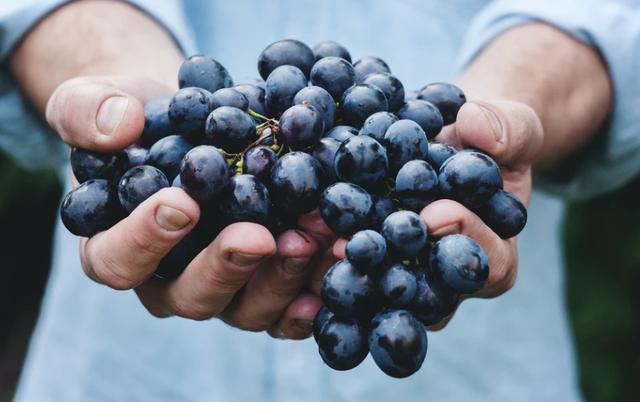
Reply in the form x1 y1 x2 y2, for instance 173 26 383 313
210 88 249 111
429 234 489 294
204 106 257 153
340 84 388 127
269 152 325 215
178 55 233 93
362 72 405 112
168 87 213 140
220 174 270 225
311 137 341 183
233 84 267 115
278 104 325 150
243 145 277 183
417 82 466 125
334 135 388 192
380 264 418 308
324 125 358 142
382 119 429 174
122 145 149 169
319 182 374 236
345 230 387 273
382 211 428 258
320 259 377 319
293 86 336 131
117 165 169 214
313 306 335 341
70 147 127 183
353 56 391 83
140 96 172 147
474 190 527 239
438 150 503 208
396 99 443 139
371 195 395 229
313 40 352 62
410 269 459 326
265 65 308 117
359 111 398 142
147 135 194 181
369 309 427 378
258 39 315 80
426 142 457 172
60 179 122 237
317 316 368 371
180 145 230 203
310 56 356 101
395 160 439 212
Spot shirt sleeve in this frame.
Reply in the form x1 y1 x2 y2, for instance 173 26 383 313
455 0 640 201
0 0 196 170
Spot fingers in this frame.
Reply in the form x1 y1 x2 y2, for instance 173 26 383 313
218 229 319 331
80 187 199 290
421 199 517 299
267 293 323 340
436 100 544 167
141 223 277 320
46 75 172 151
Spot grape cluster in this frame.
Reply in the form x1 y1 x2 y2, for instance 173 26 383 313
59 39 527 377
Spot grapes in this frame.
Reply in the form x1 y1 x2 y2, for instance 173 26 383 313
117 165 169 214
334 135 388 192
310 56 356 101
59 39 527 380
278 104 325 150
178 55 233 93
417 82 466 125
340 84 388 127
429 234 489 294
258 39 315 80
265 65 308 117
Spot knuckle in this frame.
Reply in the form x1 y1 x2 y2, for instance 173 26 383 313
94 256 138 290
172 300 215 321
128 229 169 261
202 267 246 295
223 308 272 332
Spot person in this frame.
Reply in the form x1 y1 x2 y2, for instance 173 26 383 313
1 0 638 401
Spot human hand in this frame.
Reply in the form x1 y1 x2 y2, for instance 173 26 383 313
48 75 336 339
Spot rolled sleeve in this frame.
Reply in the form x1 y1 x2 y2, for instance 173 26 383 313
456 0 640 200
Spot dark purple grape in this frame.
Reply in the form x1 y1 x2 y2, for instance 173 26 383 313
310 56 356 101
359 111 398 142
340 84 388 127
204 106 257 153
345 230 387 273
320 259 377 319
317 316 368 371
369 309 427 378
117 165 169 214
265 65 308 117
122 145 148 169
319 182 374 236
380 264 418 308
243 145 277 183
438 150 503 208
179 145 229 203
324 125 358 142
426 142 457 171
313 41 352 62
410 269 459 326
429 234 489 294
474 190 527 239
70 148 127 183
147 135 194 181
382 119 429 174
294 86 336 131
60 179 122 237
168 87 213 141
140 96 172 147
220 174 270 225
313 306 335 341
353 56 391 83
210 88 249 111
233 84 267 115
371 195 395 229
362 72 405 112
278 104 324 150
396 100 443 139
178 55 233 93
395 160 439 212
258 39 315 80
334 135 388 192
311 137 341 183
417 82 466 125
269 152 325 215
382 211 428 258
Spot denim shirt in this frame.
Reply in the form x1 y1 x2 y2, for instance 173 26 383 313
3 1 640 401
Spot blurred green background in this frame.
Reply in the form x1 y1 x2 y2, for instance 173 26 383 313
0 152 638 401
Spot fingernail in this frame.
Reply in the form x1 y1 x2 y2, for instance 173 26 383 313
97 96 129 135
473 103 503 141
282 257 311 275
431 223 461 238
230 252 266 267
155 205 191 231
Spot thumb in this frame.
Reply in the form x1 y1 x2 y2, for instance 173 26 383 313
436 100 544 167
46 75 173 151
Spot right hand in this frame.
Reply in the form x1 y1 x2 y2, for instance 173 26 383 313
48 75 335 339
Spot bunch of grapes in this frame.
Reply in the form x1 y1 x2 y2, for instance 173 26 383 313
60 39 527 378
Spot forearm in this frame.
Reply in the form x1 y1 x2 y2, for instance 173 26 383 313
457 23 612 169
10 0 183 114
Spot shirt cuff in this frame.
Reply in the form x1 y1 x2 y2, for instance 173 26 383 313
455 0 640 200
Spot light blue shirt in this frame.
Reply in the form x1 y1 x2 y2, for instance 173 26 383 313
1 1 639 401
